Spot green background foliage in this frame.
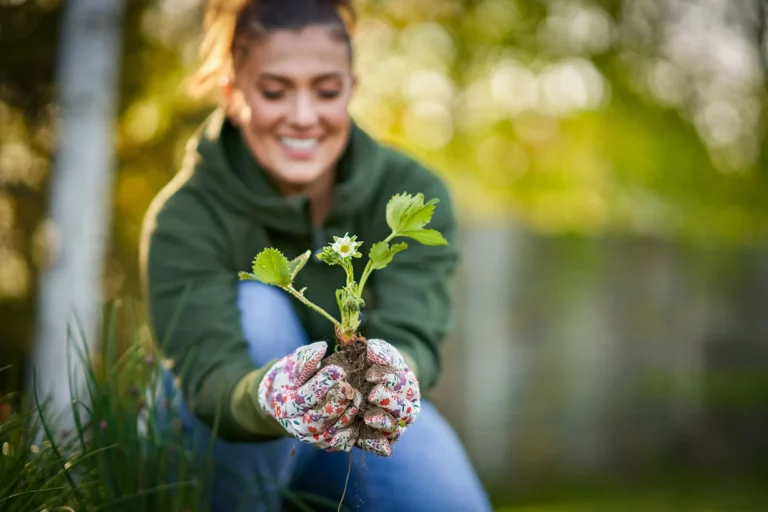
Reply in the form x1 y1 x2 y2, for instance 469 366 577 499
1 0 767 508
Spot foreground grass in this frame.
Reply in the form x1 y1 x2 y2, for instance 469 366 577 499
0 303 337 512
0 339 214 512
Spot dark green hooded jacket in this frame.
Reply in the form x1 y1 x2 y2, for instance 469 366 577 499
139 109 459 442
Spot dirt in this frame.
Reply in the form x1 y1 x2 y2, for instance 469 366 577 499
319 333 395 511
320 334 390 448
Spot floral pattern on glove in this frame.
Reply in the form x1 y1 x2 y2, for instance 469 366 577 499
257 341 358 449
356 338 422 456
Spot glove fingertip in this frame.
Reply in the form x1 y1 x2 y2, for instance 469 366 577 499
305 342 329 363
366 383 387 403
359 438 392 457
319 364 346 382
308 340 328 352
364 365 390 384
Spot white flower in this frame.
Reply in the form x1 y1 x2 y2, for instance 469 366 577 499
331 234 359 258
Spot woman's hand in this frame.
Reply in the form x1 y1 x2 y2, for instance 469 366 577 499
257 341 361 451
358 339 422 456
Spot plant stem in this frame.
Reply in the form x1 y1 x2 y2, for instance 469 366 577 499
283 285 341 328
357 261 373 297
342 258 355 287
357 232 397 297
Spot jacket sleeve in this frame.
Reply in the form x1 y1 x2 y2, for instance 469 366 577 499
362 169 460 391
140 185 285 442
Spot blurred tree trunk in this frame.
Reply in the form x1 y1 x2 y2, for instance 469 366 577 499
28 0 124 425
758 0 768 79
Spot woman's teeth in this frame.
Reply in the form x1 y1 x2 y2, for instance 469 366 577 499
282 137 318 150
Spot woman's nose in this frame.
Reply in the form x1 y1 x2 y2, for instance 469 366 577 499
288 93 319 127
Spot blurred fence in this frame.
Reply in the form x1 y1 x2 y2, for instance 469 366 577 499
431 222 768 488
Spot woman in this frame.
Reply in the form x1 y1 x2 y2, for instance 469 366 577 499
140 0 491 510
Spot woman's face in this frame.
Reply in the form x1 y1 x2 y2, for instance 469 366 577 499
228 26 355 195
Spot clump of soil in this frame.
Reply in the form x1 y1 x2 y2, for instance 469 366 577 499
320 328 391 449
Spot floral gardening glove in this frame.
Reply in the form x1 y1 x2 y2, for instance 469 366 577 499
358 339 422 456
257 341 362 451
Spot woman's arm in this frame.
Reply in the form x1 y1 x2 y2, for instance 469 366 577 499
140 183 284 442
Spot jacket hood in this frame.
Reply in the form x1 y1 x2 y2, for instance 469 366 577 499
190 109 389 235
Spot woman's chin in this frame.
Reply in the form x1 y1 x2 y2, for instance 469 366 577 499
269 166 328 193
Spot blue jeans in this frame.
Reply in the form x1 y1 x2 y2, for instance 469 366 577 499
162 281 491 512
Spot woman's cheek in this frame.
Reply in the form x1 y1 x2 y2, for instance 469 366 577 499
246 99 284 131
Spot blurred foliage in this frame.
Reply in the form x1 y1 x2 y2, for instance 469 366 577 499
494 469 768 510
0 303 342 512
0 311 216 512
1 0 767 506
0 0 766 375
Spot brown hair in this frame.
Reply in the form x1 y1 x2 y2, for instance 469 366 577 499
188 0 357 100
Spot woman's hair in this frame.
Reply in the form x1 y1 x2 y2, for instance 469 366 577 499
188 0 357 100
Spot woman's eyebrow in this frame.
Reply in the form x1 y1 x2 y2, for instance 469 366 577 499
257 72 343 85
258 73 292 85
311 72 343 84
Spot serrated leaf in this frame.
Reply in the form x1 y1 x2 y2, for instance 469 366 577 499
287 250 311 279
251 248 292 286
369 241 409 270
399 229 448 246
238 271 257 281
386 192 440 234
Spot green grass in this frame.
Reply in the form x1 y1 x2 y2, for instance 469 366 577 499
0 302 341 512
0 324 215 512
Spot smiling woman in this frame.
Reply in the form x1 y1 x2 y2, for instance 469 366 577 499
228 27 354 204
191 0 357 222
139 0 491 510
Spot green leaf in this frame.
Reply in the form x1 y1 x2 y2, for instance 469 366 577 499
238 271 257 280
399 229 448 246
250 248 292 286
287 250 311 280
386 192 440 234
369 241 409 270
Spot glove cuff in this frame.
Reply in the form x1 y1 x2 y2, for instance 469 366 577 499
230 359 288 437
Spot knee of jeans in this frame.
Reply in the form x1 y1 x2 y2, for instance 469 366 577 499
237 280 309 365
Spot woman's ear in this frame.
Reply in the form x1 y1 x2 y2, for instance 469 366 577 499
220 76 242 126
224 89 252 128
347 73 358 104
220 77 233 100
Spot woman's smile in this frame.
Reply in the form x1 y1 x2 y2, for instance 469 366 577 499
279 135 322 160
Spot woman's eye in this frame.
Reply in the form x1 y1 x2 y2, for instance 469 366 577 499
261 90 284 100
318 90 341 99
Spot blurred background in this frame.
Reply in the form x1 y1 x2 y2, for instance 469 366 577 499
1 0 768 509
